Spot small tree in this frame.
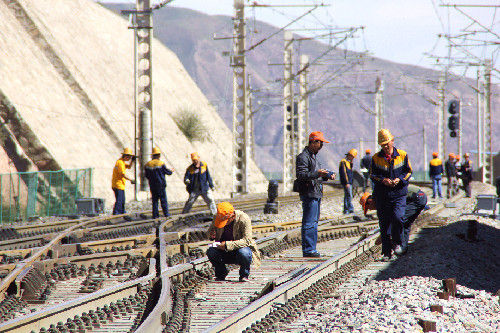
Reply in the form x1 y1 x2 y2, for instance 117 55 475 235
174 107 207 142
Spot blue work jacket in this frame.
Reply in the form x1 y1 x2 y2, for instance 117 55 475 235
184 161 214 193
145 159 173 192
429 158 443 178
370 148 412 200
339 158 353 186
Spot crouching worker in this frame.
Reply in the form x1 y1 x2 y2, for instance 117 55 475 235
360 184 427 255
206 202 261 282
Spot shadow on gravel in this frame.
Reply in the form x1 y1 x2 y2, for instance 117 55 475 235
374 219 500 294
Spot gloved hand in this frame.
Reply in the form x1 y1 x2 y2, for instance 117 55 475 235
130 180 136 185
210 186 215 191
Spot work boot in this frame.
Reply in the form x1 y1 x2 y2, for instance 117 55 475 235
393 245 404 256
303 252 321 258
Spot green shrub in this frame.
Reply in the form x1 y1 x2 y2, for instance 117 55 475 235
174 107 207 142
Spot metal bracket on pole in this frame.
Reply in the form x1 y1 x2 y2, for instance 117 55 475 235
282 31 294 193
231 0 248 195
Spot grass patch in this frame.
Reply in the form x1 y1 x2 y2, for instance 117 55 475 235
174 107 208 142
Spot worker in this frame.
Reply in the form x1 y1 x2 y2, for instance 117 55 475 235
206 202 261 282
111 148 135 215
360 184 427 255
360 149 372 191
182 152 217 215
339 149 357 214
144 147 174 219
460 153 473 198
370 129 412 261
429 152 443 199
295 131 336 258
445 153 457 198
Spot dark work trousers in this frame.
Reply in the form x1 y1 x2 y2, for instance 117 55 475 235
343 185 354 214
375 195 405 257
206 247 253 279
401 193 427 249
462 179 472 198
112 188 125 215
151 187 169 218
300 196 321 255
446 176 457 198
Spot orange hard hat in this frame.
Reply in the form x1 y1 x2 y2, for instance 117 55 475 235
359 192 372 216
464 153 469 158
448 153 455 158
309 131 330 143
214 202 235 228
432 152 438 158
365 149 371 154
455 155 460 160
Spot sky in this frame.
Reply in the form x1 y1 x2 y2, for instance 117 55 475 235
96 0 499 76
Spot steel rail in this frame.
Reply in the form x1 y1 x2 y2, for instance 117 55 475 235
0 258 156 333
207 229 379 332
135 214 376 333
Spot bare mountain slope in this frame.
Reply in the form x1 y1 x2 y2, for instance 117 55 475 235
105 4 499 174
0 0 267 206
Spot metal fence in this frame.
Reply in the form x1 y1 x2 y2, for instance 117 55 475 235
0 168 93 224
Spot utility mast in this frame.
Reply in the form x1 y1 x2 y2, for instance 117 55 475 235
231 0 248 194
374 77 384 151
483 60 493 184
298 55 309 152
135 0 153 191
476 69 484 173
437 74 446 160
282 31 294 193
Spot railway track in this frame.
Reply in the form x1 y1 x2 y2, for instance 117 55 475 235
0 188 444 333
0 193 334 332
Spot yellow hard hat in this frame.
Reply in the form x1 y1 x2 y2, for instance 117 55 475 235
191 152 200 161
378 129 394 146
122 147 134 156
347 148 358 158
152 147 161 155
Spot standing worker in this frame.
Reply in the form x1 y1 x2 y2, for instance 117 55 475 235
360 184 427 255
206 202 261 282
370 129 412 261
144 147 174 218
360 149 372 191
339 149 357 214
429 152 443 199
111 148 136 215
445 153 457 198
182 152 217 215
460 153 473 198
295 131 336 258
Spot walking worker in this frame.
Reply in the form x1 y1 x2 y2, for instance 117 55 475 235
295 131 336 258
460 153 473 198
445 153 457 198
206 202 261 282
429 152 443 199
339 149 357 214
182 152 217 215
144 147 174 219
370 129 412 261
360 149 372 191
360 184 427 255
111 148 136 215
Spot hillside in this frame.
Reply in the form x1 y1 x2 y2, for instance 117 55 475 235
104 3 499 174
0 0 267 206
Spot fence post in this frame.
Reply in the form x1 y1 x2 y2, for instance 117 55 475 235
60 171 64 215
0 175 3 224
47 172 52 216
